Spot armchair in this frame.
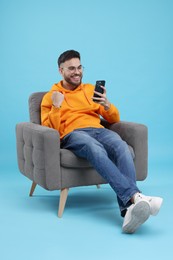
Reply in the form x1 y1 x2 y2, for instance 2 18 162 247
16 92 148 217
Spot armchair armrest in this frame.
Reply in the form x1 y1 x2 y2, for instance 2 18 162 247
109 121 148 181
16 122 61 190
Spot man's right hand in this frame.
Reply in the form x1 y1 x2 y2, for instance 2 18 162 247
52 91 64 108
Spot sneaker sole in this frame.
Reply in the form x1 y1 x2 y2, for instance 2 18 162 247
123 201 150 234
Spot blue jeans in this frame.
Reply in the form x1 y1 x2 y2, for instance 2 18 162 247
61 127 140 216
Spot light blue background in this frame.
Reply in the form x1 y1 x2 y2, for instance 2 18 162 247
0 0 173 259
1 0 173 171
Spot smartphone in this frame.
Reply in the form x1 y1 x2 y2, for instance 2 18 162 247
93 80 106 98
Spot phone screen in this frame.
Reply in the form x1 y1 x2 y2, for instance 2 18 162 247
93 80 105 98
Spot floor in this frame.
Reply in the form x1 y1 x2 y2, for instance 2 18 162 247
1 164 172 260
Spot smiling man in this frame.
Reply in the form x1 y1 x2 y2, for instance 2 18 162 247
41 50 163 233
59 55 83 88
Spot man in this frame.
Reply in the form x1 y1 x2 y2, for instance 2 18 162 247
41 50 163 233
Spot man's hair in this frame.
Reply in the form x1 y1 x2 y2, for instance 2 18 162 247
57 50 80 67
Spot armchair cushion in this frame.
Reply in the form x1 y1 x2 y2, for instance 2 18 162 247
60 149 92 168
60 146 135 169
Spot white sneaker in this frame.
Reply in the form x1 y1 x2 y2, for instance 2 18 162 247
135 193 163 216
122 199 150 234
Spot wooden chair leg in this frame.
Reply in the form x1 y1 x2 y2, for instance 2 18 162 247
29 182 37 196
96 184 101 189
58 188 69 218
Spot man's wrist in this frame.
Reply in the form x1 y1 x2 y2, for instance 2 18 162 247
104 102 111 110
52 104 61 108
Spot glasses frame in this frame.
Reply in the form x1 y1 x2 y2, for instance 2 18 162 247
61 65 84 73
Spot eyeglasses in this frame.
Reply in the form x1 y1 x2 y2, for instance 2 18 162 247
61 65 84 73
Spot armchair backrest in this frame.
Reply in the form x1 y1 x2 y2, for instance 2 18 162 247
29 92 47 124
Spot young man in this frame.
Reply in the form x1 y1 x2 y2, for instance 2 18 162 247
41 50 163 233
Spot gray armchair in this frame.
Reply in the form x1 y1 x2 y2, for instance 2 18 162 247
16 92 148 217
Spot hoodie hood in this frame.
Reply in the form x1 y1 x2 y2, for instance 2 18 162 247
51 81 93 108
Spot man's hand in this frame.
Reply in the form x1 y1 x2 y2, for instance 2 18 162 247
52 91 64 108
92 86 111 110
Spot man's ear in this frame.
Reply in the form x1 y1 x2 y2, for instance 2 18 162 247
59 67 63 76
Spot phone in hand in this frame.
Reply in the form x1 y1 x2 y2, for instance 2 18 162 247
93 80 106 99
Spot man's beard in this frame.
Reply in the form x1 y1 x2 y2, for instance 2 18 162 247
64 73 82 87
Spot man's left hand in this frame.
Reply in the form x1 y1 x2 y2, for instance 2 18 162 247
92 86 111 110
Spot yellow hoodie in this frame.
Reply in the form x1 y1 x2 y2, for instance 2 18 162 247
41 81 120 139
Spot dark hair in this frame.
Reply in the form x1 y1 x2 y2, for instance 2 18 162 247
57 50 80 67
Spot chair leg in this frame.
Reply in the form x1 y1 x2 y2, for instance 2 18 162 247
29 182 37 196
96 184 101 189
58 188 69 218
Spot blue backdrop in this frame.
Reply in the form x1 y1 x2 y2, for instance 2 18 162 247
1 0 173 171
1 1 173 259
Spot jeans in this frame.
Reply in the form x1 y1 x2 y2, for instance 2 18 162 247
61 127 140 215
